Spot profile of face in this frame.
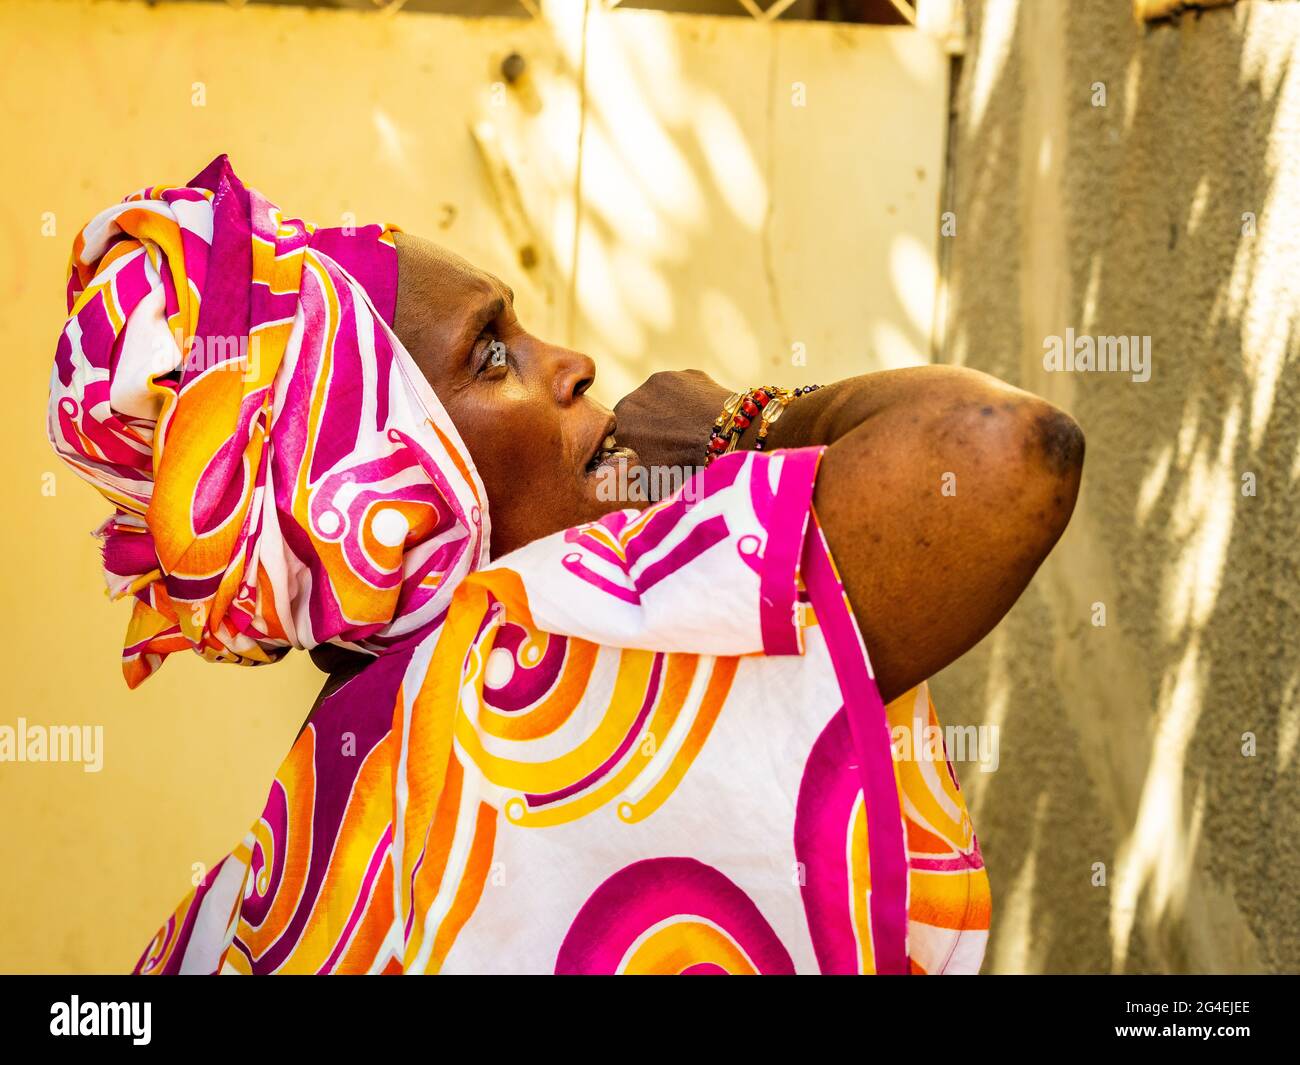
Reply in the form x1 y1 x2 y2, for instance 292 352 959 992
393 233 640 559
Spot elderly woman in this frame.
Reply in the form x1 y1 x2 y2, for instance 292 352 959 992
51 158 1081 975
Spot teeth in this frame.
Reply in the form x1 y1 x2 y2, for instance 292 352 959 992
588 434 619 473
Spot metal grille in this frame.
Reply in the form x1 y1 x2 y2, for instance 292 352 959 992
137 0 918 26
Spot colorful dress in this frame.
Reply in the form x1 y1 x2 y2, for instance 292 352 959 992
49 157 989 976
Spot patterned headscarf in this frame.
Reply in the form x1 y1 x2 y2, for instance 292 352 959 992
49 156 488 687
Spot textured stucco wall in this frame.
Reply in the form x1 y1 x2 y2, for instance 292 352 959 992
933 0 1300 972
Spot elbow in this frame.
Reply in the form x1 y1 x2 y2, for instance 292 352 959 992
1026 403 1085 540
1023 403 1085 554
925 366 1085 499
1004 399 1085 549
941 387 1084 553
1032 404 1086 484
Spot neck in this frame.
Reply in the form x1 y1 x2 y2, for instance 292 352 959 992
299 646 375 736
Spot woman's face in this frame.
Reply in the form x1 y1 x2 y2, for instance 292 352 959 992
393 233 640 558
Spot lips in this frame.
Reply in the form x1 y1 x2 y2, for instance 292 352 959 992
586 434 637 476
584 419 637 477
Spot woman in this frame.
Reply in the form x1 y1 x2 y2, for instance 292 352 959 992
50 157 1082 975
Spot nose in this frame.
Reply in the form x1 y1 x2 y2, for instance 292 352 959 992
548 345 597 406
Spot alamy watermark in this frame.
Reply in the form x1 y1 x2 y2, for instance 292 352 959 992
150 327 262 381
891 716 1000 774
50 997 150 1045
0 718 103 772
1043 328 1151 383
594 463 706 504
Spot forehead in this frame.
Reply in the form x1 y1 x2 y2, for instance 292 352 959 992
395 233 512 309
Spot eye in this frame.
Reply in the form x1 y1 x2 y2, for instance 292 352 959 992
475 335 509 376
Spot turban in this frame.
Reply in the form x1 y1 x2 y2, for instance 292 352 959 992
49 156 488 688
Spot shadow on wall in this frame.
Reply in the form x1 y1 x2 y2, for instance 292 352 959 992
933 0 1299 973
526 7 946 397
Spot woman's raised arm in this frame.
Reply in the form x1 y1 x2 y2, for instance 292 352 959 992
615 366 1084 703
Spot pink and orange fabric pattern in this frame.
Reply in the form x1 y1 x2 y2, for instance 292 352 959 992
50 158 989 975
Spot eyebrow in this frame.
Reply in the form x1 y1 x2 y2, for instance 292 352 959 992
466 294 505 339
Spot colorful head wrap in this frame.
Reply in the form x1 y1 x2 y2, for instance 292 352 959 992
49 156 488 687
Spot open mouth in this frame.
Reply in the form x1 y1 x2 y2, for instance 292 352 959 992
584 423 636 476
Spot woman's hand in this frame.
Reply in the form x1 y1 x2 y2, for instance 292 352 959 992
613 369 731 477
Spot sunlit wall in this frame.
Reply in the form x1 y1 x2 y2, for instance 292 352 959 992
0 0 948 971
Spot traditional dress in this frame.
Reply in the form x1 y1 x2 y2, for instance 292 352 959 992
50 158 989 975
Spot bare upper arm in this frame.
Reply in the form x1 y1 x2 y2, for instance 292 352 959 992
765 367 1084 702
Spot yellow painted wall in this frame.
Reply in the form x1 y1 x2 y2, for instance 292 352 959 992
0 0 947 971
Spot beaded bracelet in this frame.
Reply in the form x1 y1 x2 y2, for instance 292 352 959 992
705 383 822 466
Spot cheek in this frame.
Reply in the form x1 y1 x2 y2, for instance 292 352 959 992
449 389 544 479
492 409 567 490
447 395 580 547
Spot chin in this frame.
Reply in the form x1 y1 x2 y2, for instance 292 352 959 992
584 450 654 513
